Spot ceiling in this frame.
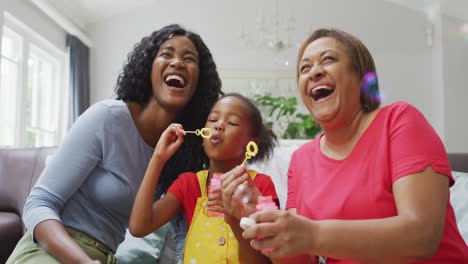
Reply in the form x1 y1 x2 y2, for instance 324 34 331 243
383 0 468 21
45 0 468 28
45 0 156 28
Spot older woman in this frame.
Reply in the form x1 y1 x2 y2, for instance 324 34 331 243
224 28 468 263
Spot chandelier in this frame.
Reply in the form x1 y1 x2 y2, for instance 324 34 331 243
239 0 296 52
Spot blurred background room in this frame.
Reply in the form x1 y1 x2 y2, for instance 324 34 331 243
0 0 467 152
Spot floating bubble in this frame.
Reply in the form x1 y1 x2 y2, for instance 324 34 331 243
361 72 381 106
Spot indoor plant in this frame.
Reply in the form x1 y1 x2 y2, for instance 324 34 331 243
255 95 321 139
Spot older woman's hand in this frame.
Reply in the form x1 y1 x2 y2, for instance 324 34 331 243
242 209 317 262
219 165 261 220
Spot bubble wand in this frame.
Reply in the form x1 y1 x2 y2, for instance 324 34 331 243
206 141 258 217
241 141 258 165
183 127 212 139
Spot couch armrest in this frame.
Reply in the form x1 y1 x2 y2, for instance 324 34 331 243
448 153 468 173
0 212 22 263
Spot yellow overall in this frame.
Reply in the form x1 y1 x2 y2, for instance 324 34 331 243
183 170 257 264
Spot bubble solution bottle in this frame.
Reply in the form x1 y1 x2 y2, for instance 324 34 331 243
256 196 278 252
206 173 224 218
256 196 278 211
240 196 279 229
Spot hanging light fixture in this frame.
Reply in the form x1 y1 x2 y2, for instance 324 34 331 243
239 0 296 52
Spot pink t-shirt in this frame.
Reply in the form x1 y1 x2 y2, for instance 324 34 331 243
286 102 468 263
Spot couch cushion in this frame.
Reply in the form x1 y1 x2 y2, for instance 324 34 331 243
0 147 56 217
451 171 468 244
448 153 468 173
0 212 22 263
0 148 36 214
30 147 56 200
249 140 309 209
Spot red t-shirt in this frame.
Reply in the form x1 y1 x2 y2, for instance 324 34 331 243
286 102 468 263
169 171 279 227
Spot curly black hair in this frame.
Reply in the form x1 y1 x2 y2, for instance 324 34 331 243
115 24 223 192
218 93 278 163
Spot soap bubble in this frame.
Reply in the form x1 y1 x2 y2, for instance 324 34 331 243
361 72 381 106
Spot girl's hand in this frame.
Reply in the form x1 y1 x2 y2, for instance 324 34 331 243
153 123 185 162
243 210 316 260
221 165 261 219
206 185 225 214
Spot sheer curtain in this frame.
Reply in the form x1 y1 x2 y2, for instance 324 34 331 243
66 34 90 127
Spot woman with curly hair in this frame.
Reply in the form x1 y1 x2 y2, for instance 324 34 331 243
7 24 222 264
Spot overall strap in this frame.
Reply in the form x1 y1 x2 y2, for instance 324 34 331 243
196 170 209 197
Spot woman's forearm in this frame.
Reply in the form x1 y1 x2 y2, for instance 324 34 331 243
129 157 164 236
310 216 441 263
312 171 447 263
273 255 318 264
225 215 271 264
34 220 94 264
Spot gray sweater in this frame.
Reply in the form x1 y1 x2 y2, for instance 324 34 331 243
23 99 157 251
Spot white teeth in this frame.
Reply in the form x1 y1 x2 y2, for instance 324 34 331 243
312 85 333 95
165 74 185 86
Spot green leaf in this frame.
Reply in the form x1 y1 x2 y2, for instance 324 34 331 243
255 95 321 139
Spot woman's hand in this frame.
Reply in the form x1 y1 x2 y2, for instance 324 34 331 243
243 209 316 260
153 123 185 162
220 165 261 220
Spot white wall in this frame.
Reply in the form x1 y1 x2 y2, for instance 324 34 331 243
86 0 466 151
442 15 468 152
0 0 66 52
88 0 430 103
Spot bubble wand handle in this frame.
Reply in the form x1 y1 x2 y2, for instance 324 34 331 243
183 127 212 138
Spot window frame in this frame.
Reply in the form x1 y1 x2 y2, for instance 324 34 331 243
1 11 68 147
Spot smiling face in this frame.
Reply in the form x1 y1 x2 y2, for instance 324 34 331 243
297 37 362 129
150 35 199 112
203 96 254 165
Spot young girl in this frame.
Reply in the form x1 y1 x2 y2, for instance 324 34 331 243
129 93 279 264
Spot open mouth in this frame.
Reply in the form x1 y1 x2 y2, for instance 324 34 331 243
164 74 186 89
311 85 335 101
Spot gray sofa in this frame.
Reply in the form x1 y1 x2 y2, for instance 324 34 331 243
0 146 467 263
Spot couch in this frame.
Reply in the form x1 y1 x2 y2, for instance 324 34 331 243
0 147 56 263
1 143 467 263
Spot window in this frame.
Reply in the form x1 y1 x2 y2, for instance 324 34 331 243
0 27 22 146
0 12 68 147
